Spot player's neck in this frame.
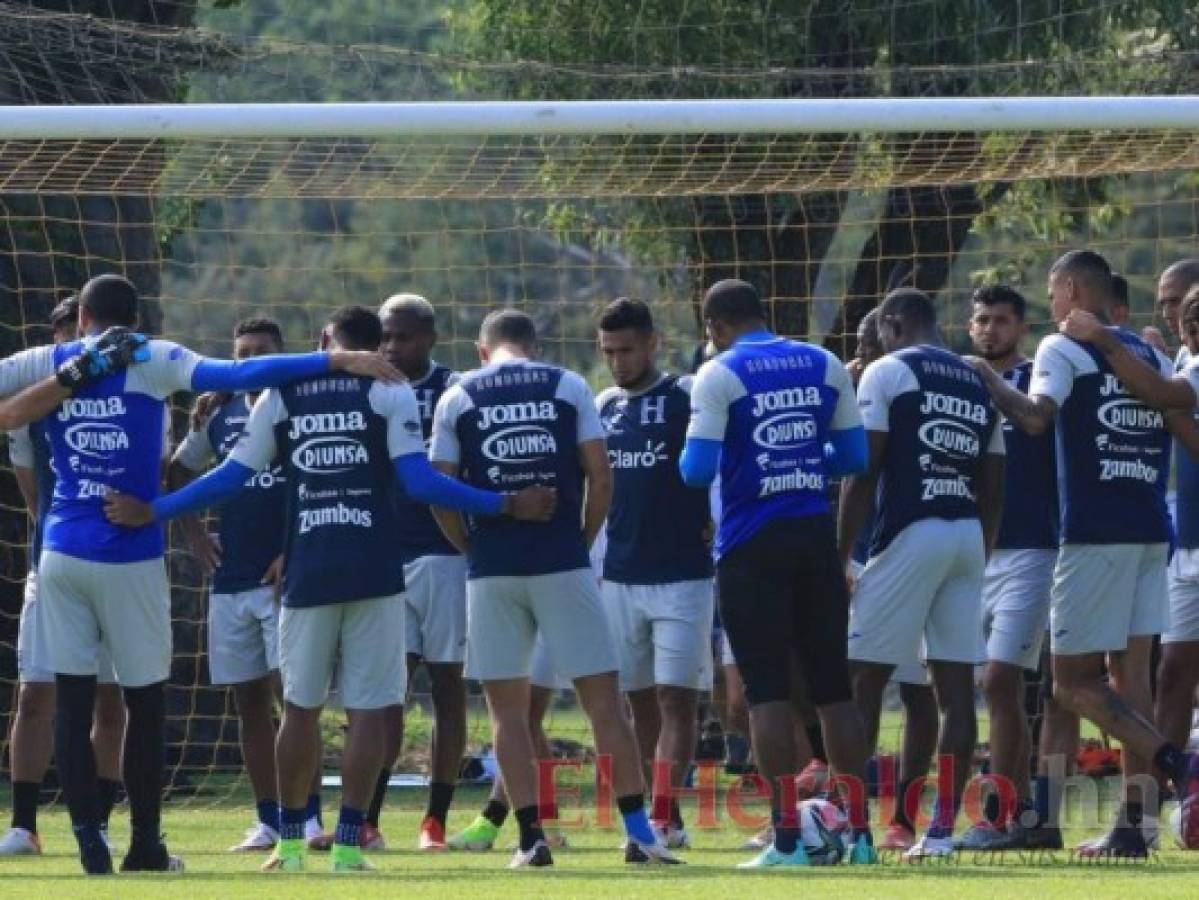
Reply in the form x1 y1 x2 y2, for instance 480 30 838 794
487 346 529 365
621 367 662 396
984 350 1025 373
403 359 434 382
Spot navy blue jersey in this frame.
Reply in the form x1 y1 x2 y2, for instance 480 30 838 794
687 333 861 560
431 359 604 579
995 360 1059 551
231 376 428 608
176 395 286 594
1032 331 1171 545
393 363 459 562
858 346 1003 555
598 374 712 584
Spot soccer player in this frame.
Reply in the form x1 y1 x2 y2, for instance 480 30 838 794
0 275 402 875
955 285 1060 851
105 305 556 874
369 293 469 852
168 316 317 853
681 279 877 868
595 298 714 849
1111 273 1131 326
845 307 939 853
1 296 126 857
430 309 677 868
977 250 1192 857
839 287 1005 860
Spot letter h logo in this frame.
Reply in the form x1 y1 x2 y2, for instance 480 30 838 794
640 395 667 426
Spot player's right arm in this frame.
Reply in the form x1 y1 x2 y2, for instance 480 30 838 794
836 357 893 571
680 359 738 487
968 348 1057 437
168 417 223 574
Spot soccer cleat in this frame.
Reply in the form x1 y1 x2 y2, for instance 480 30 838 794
331 842 376 872
0 827 42 856
1023 824 1064 850
878 822 917 851
1077 826 1150 859
75 827 114 876
261 846 305 873
120 838 184 873
305 817 332 851
737 844 810 868
230 822 280 853
418 816 448 852
448 815 500 851
848 834 880 865
953 821 1007 851
360 823 386 852
625 837 683 865
740 826 773 850
507 840 554 868
653 822 691 850
903 833 955 861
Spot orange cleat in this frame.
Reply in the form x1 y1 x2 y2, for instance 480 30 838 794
878 823 916 851
418 817 448 852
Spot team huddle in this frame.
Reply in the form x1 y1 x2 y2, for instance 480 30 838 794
3 250 1199 875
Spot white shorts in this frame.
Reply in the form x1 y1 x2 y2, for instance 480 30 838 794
601 579 714 692
279 594 406 710
38 551 170 688
1165 548 1199 644
19 569 116 685
529 633 568 690
982 549 1056 669
403 554 468 664
1050 543 1168 655
848 558 930 684
465 569 618 683
848 518 986 667
208 585 279 685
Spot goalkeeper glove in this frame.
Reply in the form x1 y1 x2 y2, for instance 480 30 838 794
56 326 151 393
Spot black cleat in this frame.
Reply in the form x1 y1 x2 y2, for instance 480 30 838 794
75 826 114 876
1078 826 1149 860
1023 825 1064 850
121 838 185 872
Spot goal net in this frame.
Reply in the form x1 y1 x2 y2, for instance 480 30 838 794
2 1 1198 805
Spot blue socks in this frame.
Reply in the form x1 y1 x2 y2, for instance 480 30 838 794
335 806 364 848
280 806 305 842
617 794 657 845
257 799 281 832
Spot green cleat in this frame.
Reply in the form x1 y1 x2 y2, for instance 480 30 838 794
448 815 500 852
848 834 880 865
261 838 305 873
737 844 811 868
330 842 376 872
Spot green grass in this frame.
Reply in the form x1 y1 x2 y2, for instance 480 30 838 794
2 783 1199 898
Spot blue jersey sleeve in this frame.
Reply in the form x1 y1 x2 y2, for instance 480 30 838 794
151 458 254 522
393 452 504 516
679 437 722 487
824 426 868 478
190 353 331 393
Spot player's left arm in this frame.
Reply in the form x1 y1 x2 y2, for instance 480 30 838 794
823 353 868 478
976 421 1007 557
837 358 892 570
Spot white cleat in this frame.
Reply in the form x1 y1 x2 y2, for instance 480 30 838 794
653 823 692 850
507 840 554 868
0 827 42 856
230 822 280 852
903 833 956 861
625 836 683 865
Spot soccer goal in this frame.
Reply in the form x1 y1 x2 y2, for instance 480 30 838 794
2 94 1199 802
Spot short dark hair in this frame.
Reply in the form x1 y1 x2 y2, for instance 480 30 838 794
479 308 537 348
879 287 937 329
598 297 654 335
1162 259 1199 294
1110 273 1130 309
49 295 79 331
79 274 138 327
328 305 382 351
702 279 764 327
1049 250 1113 297
857 307 881 341
233 316 284 350
972 284 1028 320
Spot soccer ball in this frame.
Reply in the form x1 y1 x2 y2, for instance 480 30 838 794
797 798 851 865
1168 797 1199 850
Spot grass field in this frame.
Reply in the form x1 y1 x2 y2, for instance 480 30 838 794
3 780 1199 899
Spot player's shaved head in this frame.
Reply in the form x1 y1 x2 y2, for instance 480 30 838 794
702 279 765 327
1157 258 1199 339
479 308 537 350
79 273 138 328
1161 258 1199 291
49 294 79 332
327 305 382 351
877 288 938 353
379 293 436 331
1049 250 1113 298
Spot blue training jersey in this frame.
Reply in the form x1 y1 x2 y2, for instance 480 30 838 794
393 362 460 563
598 374 712 584
995 360 1059 551
857 345 1003 556
430 359 605 579
687 332 861 560
1031 330 1171 545
175 394 286 594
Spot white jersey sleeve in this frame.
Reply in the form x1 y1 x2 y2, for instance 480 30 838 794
0 346 55 397
556 371 605 443
229 390 283 472
126 340 204 400
430 383 471 466
823 351 863 431
686 359 745 442
369 381 428 458
7 425 33 468
1179 355 1199 407
173 426 216 473
1029 334 1090 408
856 355 916 432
